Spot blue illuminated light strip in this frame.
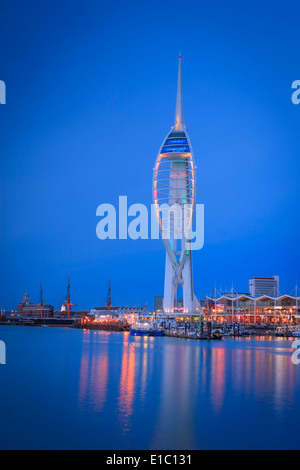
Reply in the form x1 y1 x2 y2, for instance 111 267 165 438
169 132 186 138
161 145 190 153
165 138 188 145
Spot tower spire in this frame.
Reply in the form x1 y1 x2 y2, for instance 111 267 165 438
174 53 185 131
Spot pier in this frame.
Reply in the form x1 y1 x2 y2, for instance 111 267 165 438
164 332 220 340
73 322 130 332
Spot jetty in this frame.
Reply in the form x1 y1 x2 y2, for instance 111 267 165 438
73 321 130 332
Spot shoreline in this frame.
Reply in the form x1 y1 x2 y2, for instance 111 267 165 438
0 322 291 338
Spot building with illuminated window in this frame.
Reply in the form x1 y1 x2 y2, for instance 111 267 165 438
249 276 279 297
88 306 146 323
17 292 54 317
205 292 299 326
154 296 164 313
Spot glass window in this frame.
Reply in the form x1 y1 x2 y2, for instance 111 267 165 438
165 138 188 145
161 145 190 153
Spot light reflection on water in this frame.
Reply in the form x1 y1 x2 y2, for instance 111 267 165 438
0 326 299 450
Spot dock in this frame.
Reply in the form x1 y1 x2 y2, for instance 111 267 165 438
164 332 221 340
73 322 130 332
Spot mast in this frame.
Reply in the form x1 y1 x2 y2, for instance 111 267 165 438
106 277 112 312
231 282 234 324
214 283 217 322
174 53 185 131
296 280 298 325
39 283 44 319
208 288 215 320
65 274 74 319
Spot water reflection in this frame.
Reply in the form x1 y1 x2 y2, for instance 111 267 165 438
117 335 136 433
209 347 226 413
77 333 299 449
79 330 109 412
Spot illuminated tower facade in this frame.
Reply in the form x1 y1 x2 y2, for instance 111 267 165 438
153 55 199 314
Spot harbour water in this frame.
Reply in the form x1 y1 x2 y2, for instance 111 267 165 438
0 326 299 450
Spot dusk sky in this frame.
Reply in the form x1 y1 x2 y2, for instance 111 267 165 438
0 0 299 310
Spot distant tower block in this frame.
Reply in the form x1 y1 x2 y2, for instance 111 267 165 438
153 55 200 314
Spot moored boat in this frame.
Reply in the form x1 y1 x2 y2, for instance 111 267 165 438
151 329 165 336
241 330 253 336
212 329 223 340
275 328 285 337
130 322 152 336
130 322 165 337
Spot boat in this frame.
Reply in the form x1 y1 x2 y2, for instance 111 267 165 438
151 329 165 336
228 328 243 337
130 322 165 337
130 322 152 336
275 327 293 337
241 330 253 336
292 330 300 337
222 330 231 337
212 329 223 340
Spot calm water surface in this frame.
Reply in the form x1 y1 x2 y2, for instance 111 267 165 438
0 326 299 450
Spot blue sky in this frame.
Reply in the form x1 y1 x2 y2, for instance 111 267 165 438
0 0 299 310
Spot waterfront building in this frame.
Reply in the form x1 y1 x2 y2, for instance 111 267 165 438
153 55 200 315
205 292 299 326
249 276 279 297
89 306 146 324
154 296 164 313
17 292 54 317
